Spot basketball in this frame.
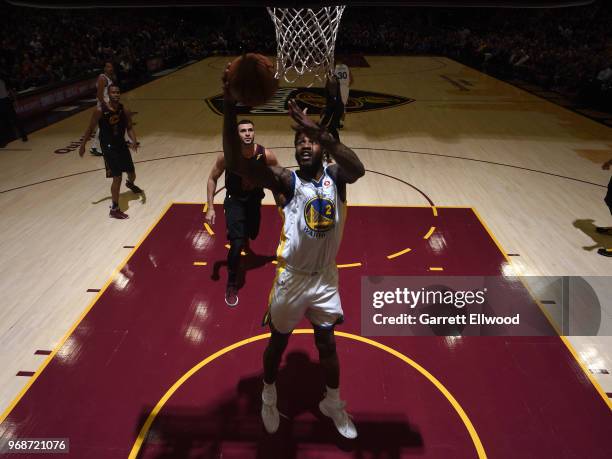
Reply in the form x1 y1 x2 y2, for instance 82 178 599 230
227 53 278 107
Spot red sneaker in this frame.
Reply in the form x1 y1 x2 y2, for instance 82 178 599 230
109 208 129 219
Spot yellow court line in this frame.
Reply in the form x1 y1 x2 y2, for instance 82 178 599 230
128 329 487 459
0 202 174 426
193 262 207 266
203 202 208 213
424 226 436 239
432 206 438 217
337 262 362 268
204 223 215 236
387 248 412 259
470 207 612 410
429 267 444 271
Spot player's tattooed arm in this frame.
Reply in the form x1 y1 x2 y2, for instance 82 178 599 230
287 99 365 184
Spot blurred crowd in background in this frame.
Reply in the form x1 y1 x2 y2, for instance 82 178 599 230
1 1 611 111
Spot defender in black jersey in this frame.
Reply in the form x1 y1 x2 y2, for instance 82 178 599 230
79 84 143 219
596 157 612 257
205 119 279 306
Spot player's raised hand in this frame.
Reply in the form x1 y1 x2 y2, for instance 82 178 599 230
288 99 324 140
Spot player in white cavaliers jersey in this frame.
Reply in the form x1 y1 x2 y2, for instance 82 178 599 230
222 67 365 439
90 62 115 156
334 59 352 128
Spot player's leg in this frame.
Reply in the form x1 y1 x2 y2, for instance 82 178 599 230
261 323 290 434
261 269 308 433
103 146 128 219
306 268 357 439
126 170 144 194
90 126 102 156
109 175 128 219
245 195 263 253
223 196 247 305
597 177 612 256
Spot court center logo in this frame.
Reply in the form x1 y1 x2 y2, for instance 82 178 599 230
206 87 414 115
304 197 335 238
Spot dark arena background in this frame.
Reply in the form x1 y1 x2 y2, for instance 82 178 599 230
0 0 611 458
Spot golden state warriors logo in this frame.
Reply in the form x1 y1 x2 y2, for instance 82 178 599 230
304 197 335 238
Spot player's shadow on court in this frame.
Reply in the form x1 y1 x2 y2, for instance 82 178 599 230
92 190 147 211
135 351 423 459
573 219 611 252
210 250 276 289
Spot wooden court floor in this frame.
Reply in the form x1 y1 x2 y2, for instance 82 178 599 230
0 56 611 456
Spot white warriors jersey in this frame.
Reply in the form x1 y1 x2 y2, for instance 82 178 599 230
334 64 350 87
276 167 346 272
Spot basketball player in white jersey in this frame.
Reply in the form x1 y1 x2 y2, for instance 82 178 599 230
334 59 352 128
90 62 115 156
222 68 365 439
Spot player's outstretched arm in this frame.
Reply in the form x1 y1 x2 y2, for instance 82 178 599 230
221 67 293 200
78 109 102 157
288 99 365 183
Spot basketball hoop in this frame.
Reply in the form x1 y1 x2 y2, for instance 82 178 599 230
267 5 346 84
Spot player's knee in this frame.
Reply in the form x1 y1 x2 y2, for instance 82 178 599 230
314 329 337 359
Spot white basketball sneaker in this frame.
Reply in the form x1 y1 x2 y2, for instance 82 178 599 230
319 396 358 439
261 383 280 434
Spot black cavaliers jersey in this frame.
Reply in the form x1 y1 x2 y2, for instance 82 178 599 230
99 103 127 148
225 144 266 200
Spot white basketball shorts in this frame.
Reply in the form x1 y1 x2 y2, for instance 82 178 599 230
268 264 343 334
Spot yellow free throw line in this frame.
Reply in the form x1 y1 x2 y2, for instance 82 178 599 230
128 329 487 459
193 262 207 266
424 226 436 239
337 262 362 268
204 223 214 236
432 206 438 217
203 202 208 213
387 248 412 259
429 267 444 271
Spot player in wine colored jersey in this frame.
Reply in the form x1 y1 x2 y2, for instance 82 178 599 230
222 66 365 439
79 84 143 219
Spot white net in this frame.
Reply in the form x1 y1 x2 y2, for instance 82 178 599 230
267 5 346 84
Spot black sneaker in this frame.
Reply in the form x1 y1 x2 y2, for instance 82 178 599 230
21 135 28 142
595 227 612 235
90 147 103 156
126 181 144 193
225 285 239 307
597 248 612 257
